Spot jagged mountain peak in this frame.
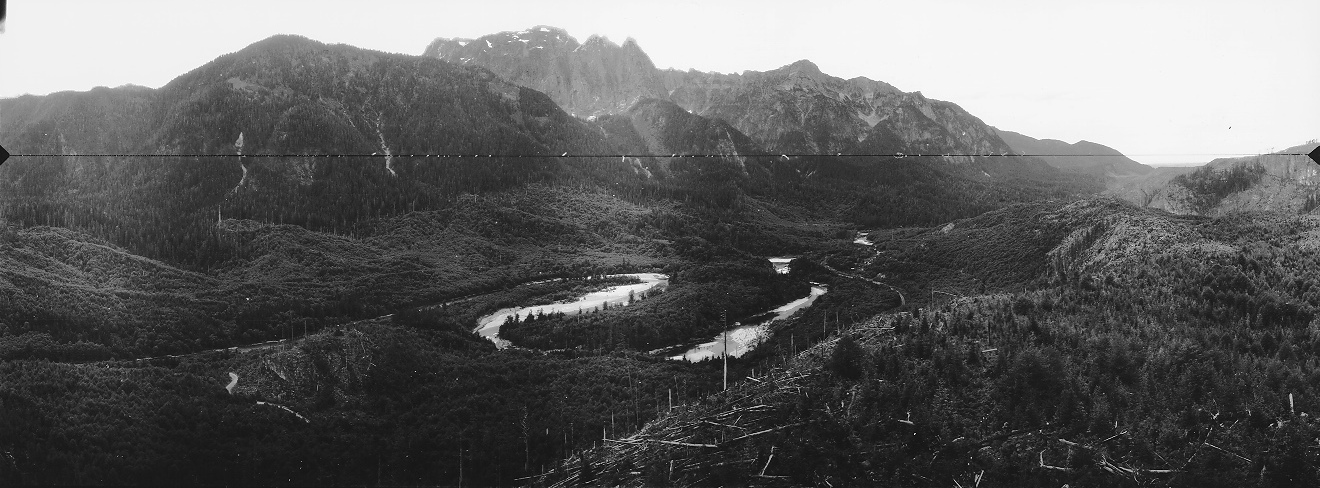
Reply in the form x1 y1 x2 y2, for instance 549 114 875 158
426 26 668 118
423 27 1101 189
503 26 578 47
424 26 581 60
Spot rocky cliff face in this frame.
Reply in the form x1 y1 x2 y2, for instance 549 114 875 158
424 26 669 118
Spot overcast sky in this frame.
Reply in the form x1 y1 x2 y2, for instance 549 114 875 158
1 0 1316 166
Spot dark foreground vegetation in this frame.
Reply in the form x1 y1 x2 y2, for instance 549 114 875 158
0 320 728 486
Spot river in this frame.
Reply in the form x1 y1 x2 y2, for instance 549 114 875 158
474 273 669 347
670 284 827 362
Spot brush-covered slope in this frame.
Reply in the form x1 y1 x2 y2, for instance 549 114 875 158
0 224 223 358
546 198 1320 486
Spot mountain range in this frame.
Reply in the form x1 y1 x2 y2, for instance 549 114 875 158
425 26 1135 181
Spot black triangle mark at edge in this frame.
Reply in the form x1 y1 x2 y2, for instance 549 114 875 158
0 144 8 166
1310 145 1320 166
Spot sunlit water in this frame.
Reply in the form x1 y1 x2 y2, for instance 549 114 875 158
670 284 827 362
474 273 669 348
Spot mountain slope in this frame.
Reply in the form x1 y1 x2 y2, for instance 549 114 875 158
0 225 222 358
0 35 650 265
